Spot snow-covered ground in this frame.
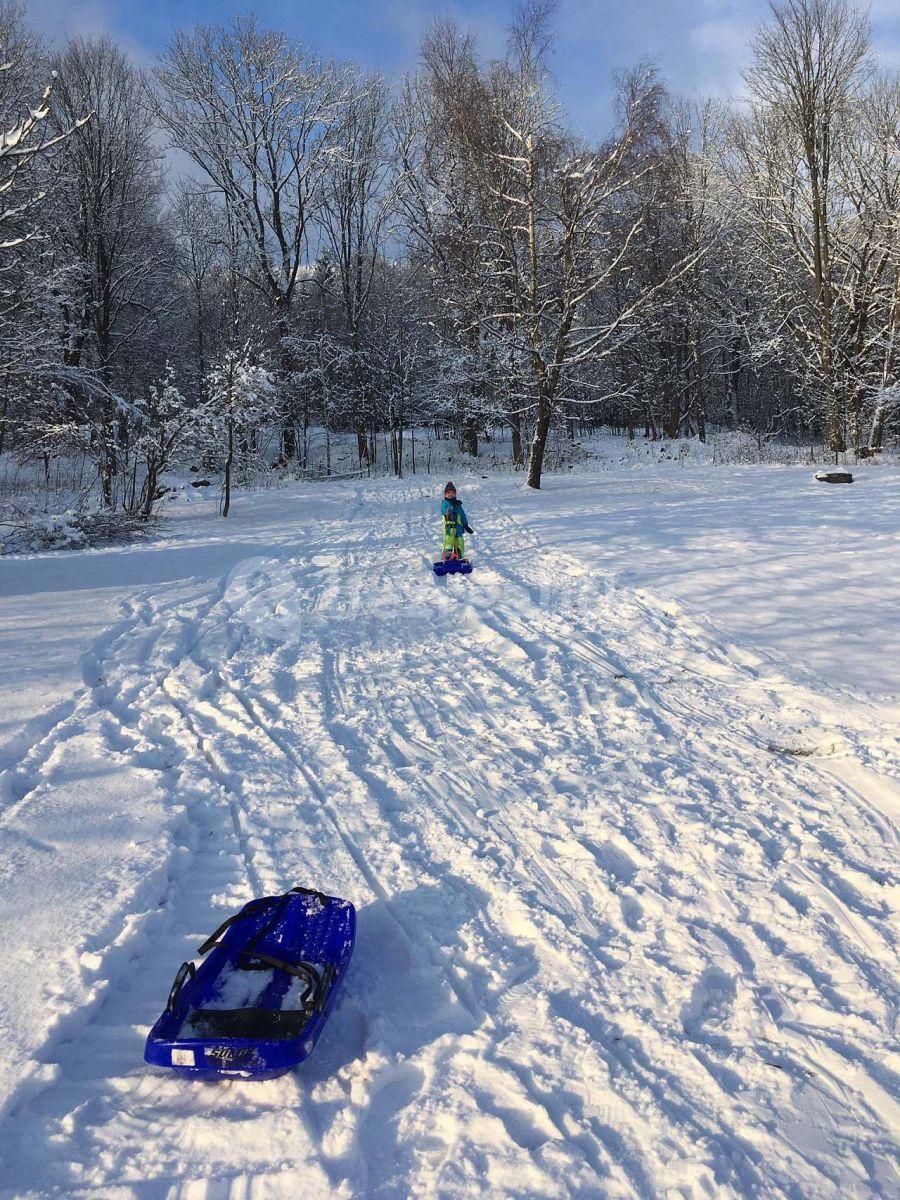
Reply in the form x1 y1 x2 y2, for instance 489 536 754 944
0 460 897 1199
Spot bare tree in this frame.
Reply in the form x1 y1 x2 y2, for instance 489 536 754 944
169 185 228 389
840 71 900 450
0 8 91 249
321 70 394 469
154 17 349 459
394 31 497 461
409 5 709 487
48 38 167 505
0 4 96 463
741 0 871 452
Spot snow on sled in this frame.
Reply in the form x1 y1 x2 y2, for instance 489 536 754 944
434 557 472 577
145 886 355 1079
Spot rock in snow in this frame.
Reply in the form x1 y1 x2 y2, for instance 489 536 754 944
815 469 854 483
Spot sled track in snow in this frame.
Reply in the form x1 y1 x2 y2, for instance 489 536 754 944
0 576 318 1195
0 479 897 1199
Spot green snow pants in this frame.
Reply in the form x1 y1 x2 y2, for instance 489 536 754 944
442 522 466 559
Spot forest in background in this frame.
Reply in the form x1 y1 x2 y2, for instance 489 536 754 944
0 0 897 524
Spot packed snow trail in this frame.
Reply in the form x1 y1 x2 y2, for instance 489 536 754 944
0 477 897 1199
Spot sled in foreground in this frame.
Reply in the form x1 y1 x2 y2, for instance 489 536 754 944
433 556 472 577
145 886 355 1079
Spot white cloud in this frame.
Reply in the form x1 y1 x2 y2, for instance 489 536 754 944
23 0 111 41
688 14 756 97
22 0 156 68
377 0 507 67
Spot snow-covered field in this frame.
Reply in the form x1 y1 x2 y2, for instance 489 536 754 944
0 460 897 1199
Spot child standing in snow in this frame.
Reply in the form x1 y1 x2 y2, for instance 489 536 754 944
441 481 473 562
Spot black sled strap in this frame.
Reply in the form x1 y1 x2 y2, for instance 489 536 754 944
196 888 333 1009
201 939 321 1007
198 886 328 956
289 885 332 906
197 896 270 957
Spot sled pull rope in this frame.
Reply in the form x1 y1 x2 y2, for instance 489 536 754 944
289 885 332 907
196 896 271 957
196 885 319 958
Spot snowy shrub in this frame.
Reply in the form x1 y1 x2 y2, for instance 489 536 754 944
0 504 154 554
126 364 194 519
197 347 275 517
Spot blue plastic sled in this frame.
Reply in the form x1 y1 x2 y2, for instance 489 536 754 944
145 886 355 1079
434 558 473 577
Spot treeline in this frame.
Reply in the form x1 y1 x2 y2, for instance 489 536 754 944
0 0 897 513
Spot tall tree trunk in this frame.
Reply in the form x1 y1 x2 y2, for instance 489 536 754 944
510 411 523 466
396 385 405 479
98 418 115 508
872 269 900 450
526 391 552 489
141 457 159 521
461 413 478 457
350 329 370 470
277 300 298 460
692 325 707 443
0 381 8 458
846 387 863 455
368 423 377 471
223 420 234 518
355 426 368 469
868 400 887 451
663 362 680 439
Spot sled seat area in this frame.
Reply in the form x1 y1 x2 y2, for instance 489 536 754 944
184 1005 314 1040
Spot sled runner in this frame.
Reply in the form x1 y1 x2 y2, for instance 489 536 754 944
433 555 472 577
144 886 355 1079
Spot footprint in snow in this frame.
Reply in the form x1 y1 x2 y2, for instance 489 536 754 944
680 965 737 1047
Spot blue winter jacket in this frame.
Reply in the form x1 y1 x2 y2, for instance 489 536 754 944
441 497 469 532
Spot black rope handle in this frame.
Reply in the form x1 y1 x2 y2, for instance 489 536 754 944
197 895 270 957
289 885 332 906
198 886 329 957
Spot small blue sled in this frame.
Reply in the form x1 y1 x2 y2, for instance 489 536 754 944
434 557 473 577
145 886 355 1079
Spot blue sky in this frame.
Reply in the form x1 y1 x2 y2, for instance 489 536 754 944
23 0 900 137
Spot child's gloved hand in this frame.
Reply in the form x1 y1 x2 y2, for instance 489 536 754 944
464 525 473 534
